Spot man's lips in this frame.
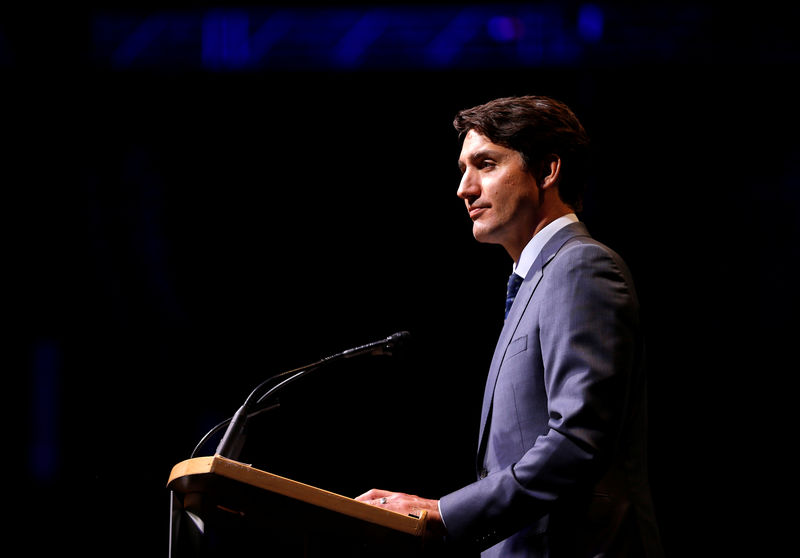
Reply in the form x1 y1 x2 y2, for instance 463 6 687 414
468 206 488 219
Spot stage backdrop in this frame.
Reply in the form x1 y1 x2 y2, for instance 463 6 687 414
10 3 799 556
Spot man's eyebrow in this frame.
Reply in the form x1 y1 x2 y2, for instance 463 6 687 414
458 149 504 172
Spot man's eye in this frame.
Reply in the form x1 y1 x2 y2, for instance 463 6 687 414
480 160 496 169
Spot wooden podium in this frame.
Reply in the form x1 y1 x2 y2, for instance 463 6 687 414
168 455 431 557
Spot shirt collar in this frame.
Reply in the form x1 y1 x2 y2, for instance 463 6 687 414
513 213 579 279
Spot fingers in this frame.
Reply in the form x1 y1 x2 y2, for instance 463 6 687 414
355 490 437 516
354 488 392 502
355 489 404 510
355 489 445 536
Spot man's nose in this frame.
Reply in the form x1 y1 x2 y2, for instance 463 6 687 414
457 169 479 200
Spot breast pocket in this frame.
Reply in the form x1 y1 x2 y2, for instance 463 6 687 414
506 335 528 358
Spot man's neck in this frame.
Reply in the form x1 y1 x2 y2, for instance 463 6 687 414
512 213 579 275
509 209 575 263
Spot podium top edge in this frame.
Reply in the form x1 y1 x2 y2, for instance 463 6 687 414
167 455 427 537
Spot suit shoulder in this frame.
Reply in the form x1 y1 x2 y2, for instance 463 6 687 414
556 235 622 265
549 237 636 290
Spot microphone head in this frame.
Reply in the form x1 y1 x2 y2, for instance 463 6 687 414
380 331 411 356
341 331 412 358
388 331 411 343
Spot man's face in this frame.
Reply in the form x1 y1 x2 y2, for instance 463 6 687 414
457 129 541 259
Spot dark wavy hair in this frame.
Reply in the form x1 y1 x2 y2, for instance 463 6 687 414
453 95 590 212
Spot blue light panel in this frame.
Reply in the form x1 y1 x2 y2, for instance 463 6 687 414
89 3 717 71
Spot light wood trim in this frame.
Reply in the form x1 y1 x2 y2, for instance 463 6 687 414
168 455 426 537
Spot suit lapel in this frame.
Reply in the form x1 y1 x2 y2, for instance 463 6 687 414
476 222 591 459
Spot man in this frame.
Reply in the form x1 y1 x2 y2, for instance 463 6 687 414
357 96 663 557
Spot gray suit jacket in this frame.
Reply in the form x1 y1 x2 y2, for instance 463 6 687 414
439 222 663 557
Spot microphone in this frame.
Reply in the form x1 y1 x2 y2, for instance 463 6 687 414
210 331 411 460
341 330 410 358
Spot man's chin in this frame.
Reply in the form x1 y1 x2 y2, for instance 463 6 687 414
472 223 495 244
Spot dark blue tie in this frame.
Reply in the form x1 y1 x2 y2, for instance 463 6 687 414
505 272 524 319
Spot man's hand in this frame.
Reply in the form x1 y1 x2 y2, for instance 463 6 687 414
355 488 444 535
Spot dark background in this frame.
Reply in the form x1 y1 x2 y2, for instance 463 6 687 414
8 2 799 556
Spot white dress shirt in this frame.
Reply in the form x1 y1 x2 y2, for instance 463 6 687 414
513 213 579 279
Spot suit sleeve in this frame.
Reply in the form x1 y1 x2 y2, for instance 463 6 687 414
439 241 640 549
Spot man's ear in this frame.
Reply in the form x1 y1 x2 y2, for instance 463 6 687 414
540 155 562 190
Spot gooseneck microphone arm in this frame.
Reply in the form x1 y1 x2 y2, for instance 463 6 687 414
190 402 280 459
203 331 410 461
